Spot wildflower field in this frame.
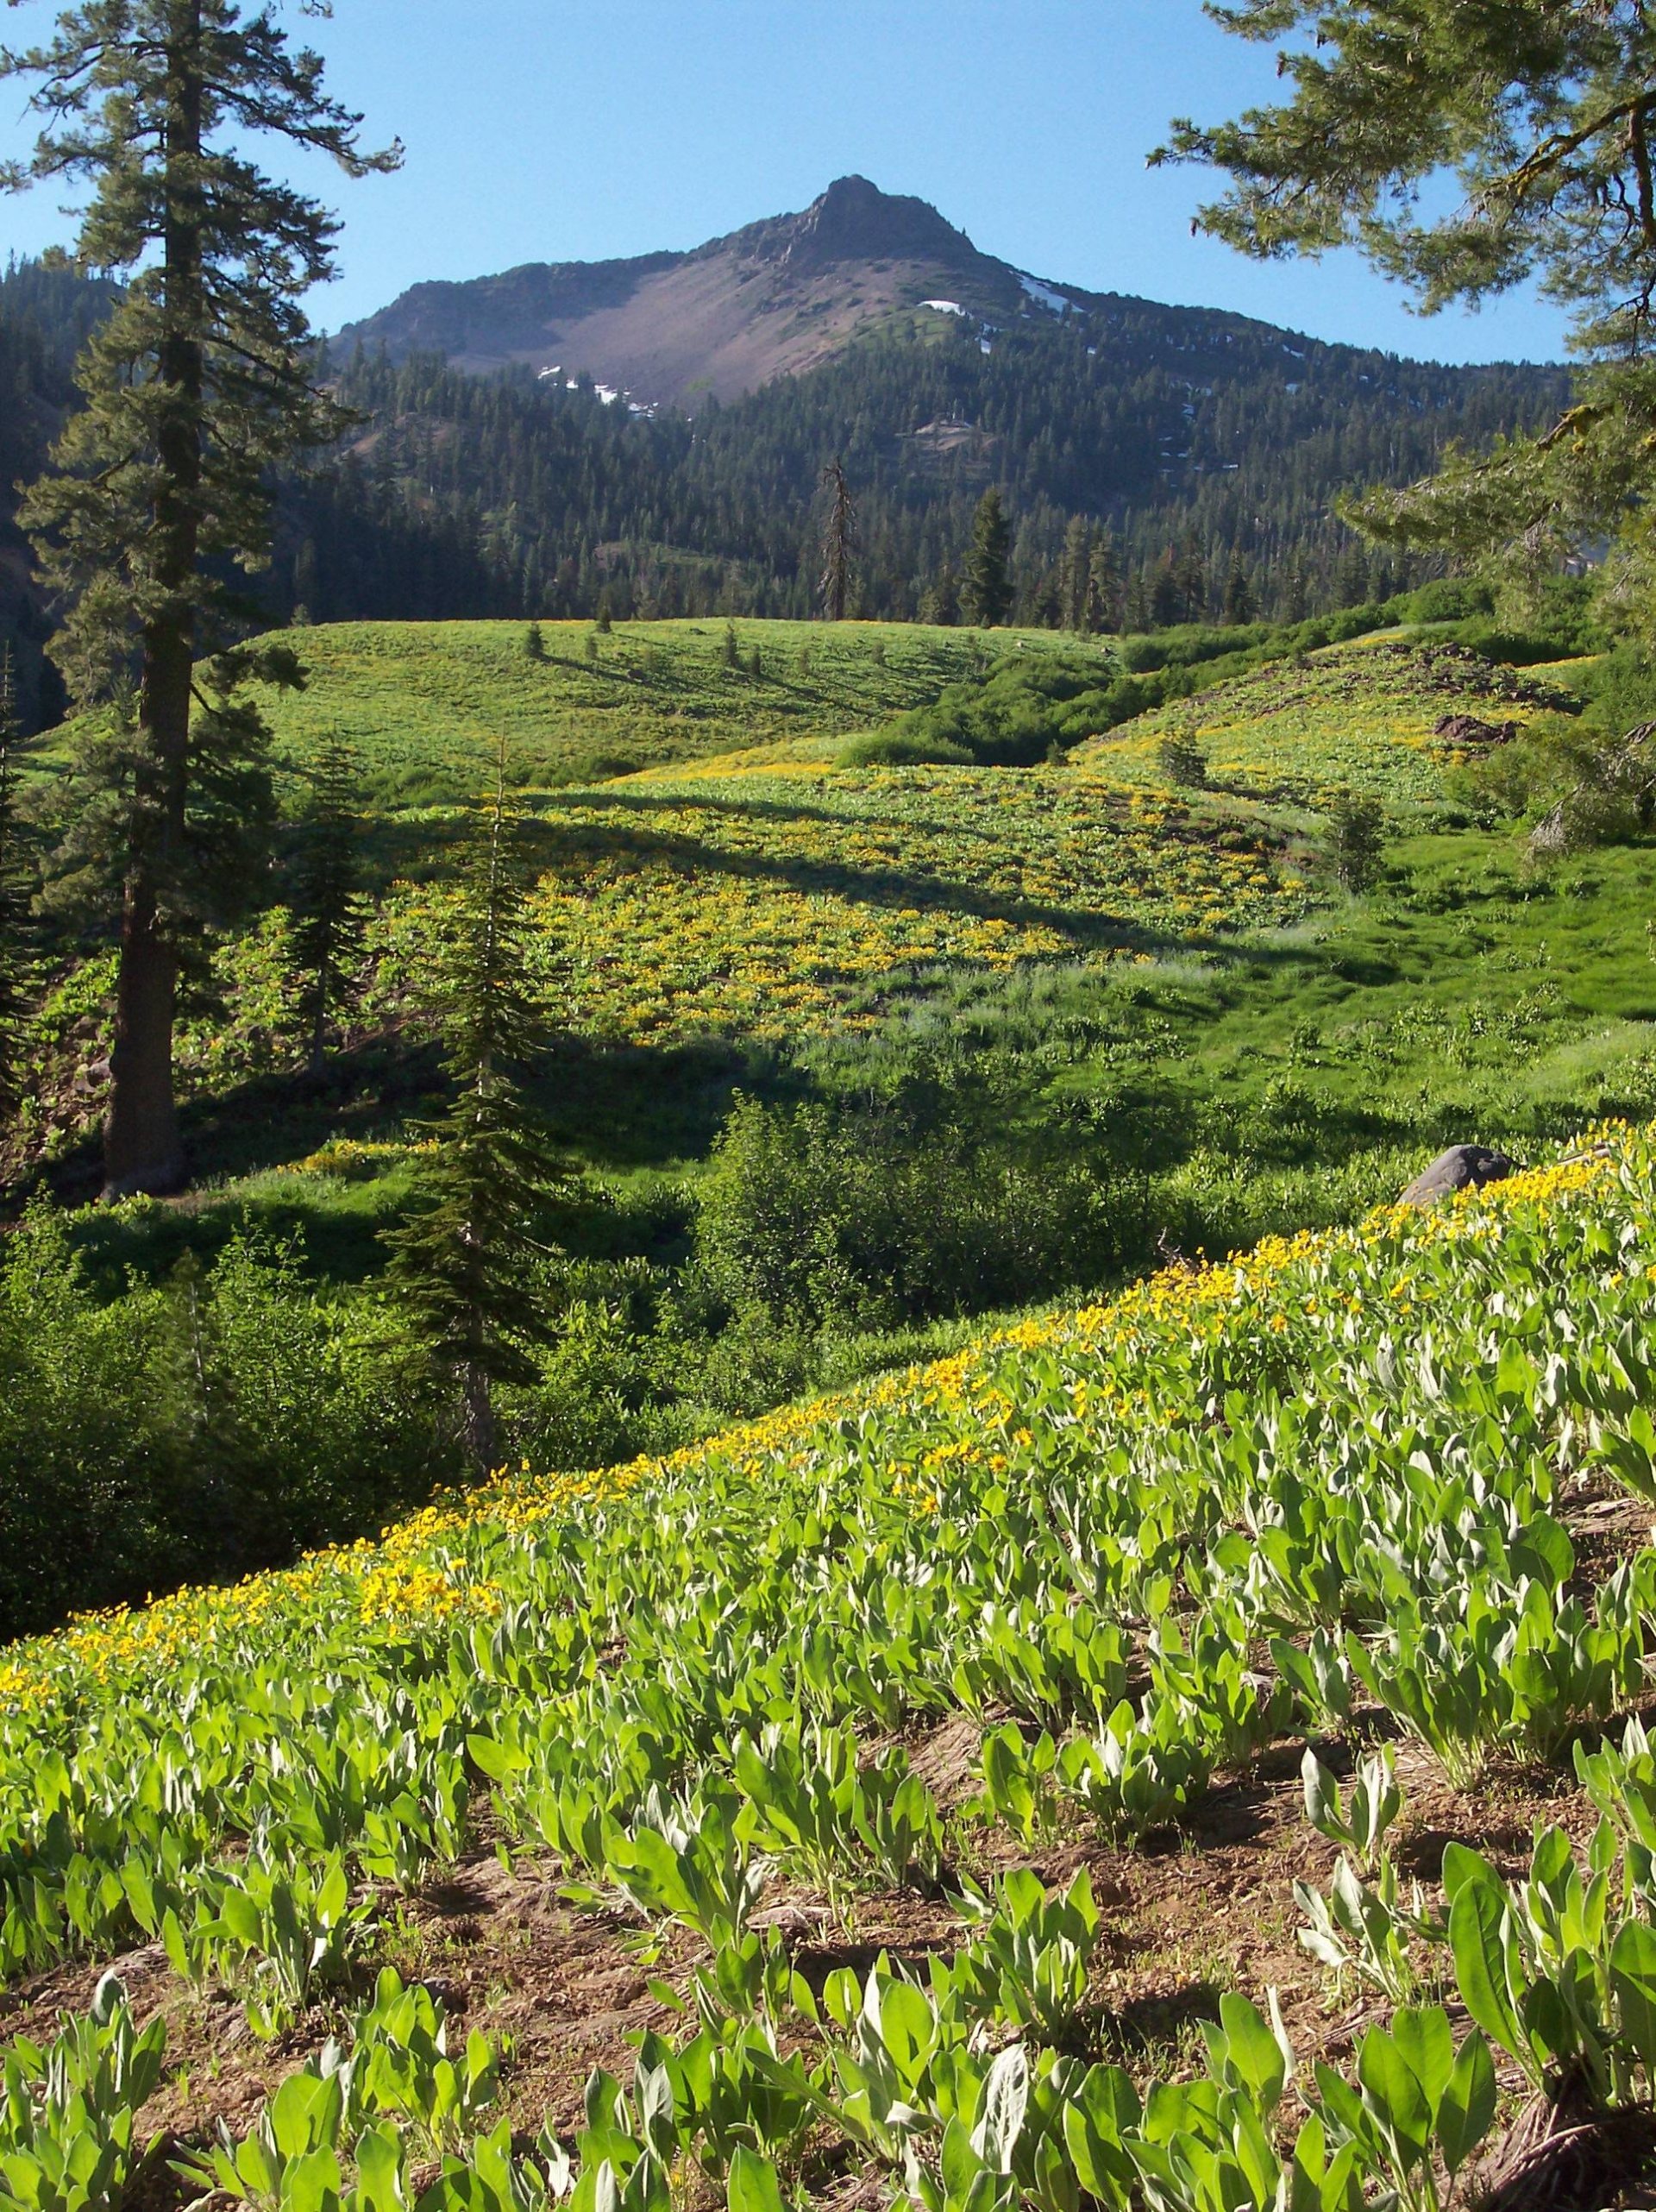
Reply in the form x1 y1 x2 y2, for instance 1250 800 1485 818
1082 640 1582 812
358 764 1307 1052
28 622 1628 1153
6 1122 1656 2209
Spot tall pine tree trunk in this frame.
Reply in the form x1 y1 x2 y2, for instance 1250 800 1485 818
104 3 203 1197
461 1360 497 1476
104 873 184 1194
304 933 333 1079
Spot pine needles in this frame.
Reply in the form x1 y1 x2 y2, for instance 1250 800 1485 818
386 740 563 1470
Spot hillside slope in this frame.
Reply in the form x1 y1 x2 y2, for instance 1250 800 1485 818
20 624 1652 1197
2 1125 1653 2202
240 616 1081 799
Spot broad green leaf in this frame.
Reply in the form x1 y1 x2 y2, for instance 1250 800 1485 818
879 1979 936 2091
970 2044 1029 2172
726 2146 786 2212
1610 1919 1656 2071
218 1887 265 1951
1358 2025 1432 2162
1390 2006 1454 2113
1302 1750 1339 1838
1435 2033 1496 2177
1061 2064 1138 2204
1211 1992 1288 2114
1448 1882 1524 2067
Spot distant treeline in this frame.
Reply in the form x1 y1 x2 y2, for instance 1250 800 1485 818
1 255 1570 725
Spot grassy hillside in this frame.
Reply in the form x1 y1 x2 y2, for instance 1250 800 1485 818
401 762 1308 1051
25 625 1645 1184
7 615 1653 1645
245 619 1083 801
3 1124 1654 2203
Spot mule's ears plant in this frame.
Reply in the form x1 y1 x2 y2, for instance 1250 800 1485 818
1302 1746 1402 1874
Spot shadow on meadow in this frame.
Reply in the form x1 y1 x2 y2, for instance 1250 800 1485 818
31 1022 777 1290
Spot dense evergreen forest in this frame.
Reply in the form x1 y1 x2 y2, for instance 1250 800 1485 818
0 259 118 729
1 254 1569 723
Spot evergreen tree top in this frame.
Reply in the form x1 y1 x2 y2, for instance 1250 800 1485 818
1157 3 1654 342
2 1 400 703
1158 3 1656 624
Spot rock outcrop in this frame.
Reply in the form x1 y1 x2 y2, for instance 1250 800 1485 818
1399 1144 1515 1208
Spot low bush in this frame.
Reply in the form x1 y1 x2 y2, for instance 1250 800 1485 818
1463 655 1656 847
850 650 1125 766
0 1210 451 1639
690 1081 1121 1339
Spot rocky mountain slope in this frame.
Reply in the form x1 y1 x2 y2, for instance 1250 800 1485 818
334 175 1116 407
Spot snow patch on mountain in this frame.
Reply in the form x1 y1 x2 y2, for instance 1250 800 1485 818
1019 273 1071 315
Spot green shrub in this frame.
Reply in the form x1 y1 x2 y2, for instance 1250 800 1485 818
1327 789 1389 890
0 1211 449 1640
1157 730 1209 789
852 650 1132 767
839 728 973 768
691 1084 1120 1337
509 1255 707 1469
1465 683 1656 848
1396 578 1496 626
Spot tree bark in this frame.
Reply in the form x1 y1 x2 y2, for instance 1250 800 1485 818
461 1359 496 1475
306 942 332 1078
104 0 204 1197
104 874 185 1195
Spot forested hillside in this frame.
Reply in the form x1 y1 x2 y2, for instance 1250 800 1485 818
0 249 1566 719
292 314 1562 631
0 258 116 729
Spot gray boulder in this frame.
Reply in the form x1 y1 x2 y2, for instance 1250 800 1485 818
1399 1144 1515 1209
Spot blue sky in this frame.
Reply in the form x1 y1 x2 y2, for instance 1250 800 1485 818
1 0 1571 365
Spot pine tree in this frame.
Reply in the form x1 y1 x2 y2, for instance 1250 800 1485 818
1334 544 1371 608
1032 570 1063 628
1087 533 1120 632
963 489 1013 627
1175 537 1208 623
924 560 961 626
386 741 560 1472
524 620 545 661
722 619 740 669
1157 4 1656 611
1222 555 1257 626
1150 549 1184 628
1280 559 1310 625
1061 515 1095 632
291 537 318 625
1122 569 1151 634
291 735 365 1077
819 456 856 623
0 649 35 1134
1 3 398 1197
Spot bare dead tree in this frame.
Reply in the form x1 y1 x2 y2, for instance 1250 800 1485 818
819 457 856 624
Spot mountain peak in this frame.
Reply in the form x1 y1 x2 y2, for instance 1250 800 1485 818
791 175 977 266
717 175 983 275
